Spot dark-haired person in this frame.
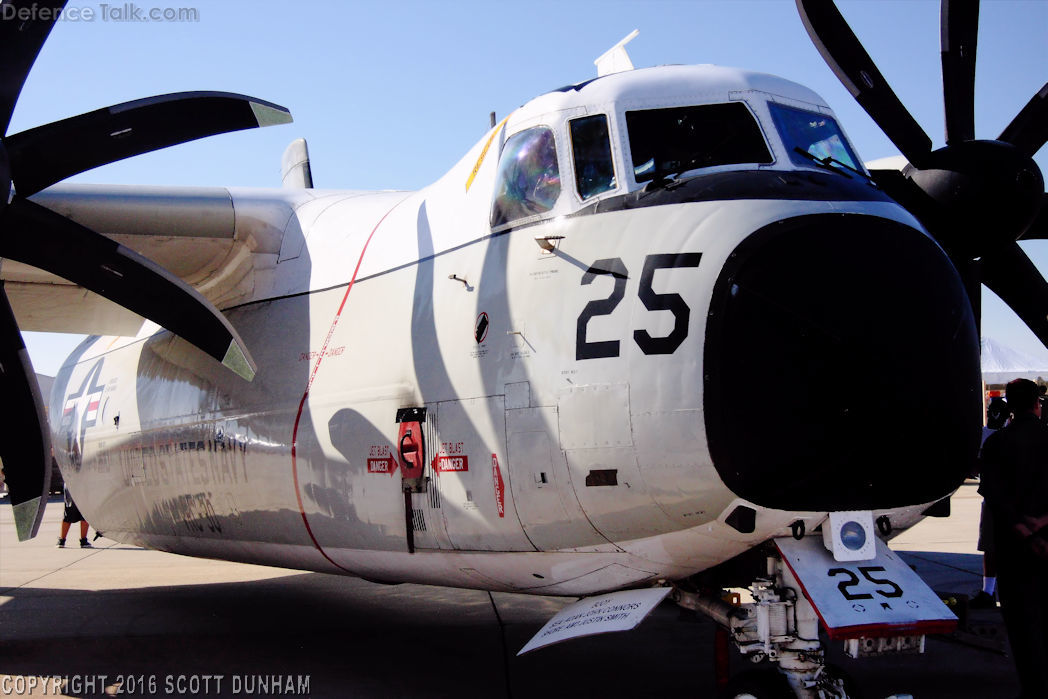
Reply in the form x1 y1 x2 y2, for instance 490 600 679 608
57 486 93 549
972 397 1010 609
979 379 1048 698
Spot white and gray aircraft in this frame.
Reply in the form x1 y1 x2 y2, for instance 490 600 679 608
2 1 1046 697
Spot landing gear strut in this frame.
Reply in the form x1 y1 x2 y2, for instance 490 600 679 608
673 555 848 699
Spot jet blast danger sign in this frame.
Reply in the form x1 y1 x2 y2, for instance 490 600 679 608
367 457 396 474
366 445 397 474
434 455 469 472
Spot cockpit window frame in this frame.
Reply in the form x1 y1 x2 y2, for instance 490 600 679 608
490 124 565 231
767 101 864 174
620 100 775 187
569 113 618 202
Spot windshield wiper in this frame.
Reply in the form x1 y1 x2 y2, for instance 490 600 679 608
792 147 874 185
644 163 696 193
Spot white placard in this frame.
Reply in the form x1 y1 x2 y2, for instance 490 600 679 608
517 587 671 655
775 536 956 640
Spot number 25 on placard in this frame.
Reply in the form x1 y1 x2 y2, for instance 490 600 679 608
828 566 904 601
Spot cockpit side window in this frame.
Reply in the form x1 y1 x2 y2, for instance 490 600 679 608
570 114 616 200
626 102 772 183
490 127 561 228
769 103 861 171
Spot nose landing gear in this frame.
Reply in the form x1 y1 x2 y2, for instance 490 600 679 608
673 556 849 699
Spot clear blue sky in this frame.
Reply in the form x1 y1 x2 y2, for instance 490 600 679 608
13 0 1048 374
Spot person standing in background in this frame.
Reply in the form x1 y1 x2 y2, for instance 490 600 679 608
971 397 1009 608
57 485 93 549
979 379 1048 698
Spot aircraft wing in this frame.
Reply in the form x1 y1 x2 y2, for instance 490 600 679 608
3 183 308 336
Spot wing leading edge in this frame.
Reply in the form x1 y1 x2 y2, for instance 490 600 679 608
5 183 314 337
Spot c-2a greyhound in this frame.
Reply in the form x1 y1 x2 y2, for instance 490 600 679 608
2 1 1046 696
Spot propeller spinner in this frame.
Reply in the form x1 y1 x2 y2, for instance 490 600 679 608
0 0 292 540
796 0 1048 347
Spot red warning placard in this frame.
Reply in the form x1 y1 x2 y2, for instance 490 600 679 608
492 453 505 518
367 456 397 474
434 455 469 472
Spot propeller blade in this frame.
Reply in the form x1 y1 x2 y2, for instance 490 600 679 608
796 0 932 167
0 197 256 380
0 0 66 134
999 82 1048 158
940 0 979 145
0 283 52 541
6 91 293 197
1020 193 1048 240
980 240 1048 350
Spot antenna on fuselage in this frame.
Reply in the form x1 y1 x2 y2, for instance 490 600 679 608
594 29 639 77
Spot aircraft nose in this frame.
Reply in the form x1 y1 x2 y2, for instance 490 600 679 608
703 214 982 512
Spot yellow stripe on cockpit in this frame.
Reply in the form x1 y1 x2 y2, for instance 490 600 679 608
465 115 510 193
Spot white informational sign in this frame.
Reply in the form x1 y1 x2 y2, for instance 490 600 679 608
775 536 957 640
517 587 672 655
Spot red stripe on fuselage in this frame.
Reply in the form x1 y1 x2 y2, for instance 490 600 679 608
290 198 408 572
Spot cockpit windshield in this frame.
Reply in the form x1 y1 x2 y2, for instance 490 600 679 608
570 114 616 200
490 127 561 228
626 102 772 183
769 103 861 172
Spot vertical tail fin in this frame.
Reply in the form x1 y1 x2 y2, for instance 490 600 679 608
281 138 313 188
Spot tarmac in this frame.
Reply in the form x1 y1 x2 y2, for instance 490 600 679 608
0 482 1022 698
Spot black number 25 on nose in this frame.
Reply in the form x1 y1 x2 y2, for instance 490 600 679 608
576 252 701 360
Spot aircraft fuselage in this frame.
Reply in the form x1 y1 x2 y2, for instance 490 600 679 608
49 65 981 596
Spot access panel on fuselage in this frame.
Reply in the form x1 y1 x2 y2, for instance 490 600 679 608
425 396 535 552
506 406 610 551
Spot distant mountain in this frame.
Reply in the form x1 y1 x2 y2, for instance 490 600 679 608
982 337 1048 384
